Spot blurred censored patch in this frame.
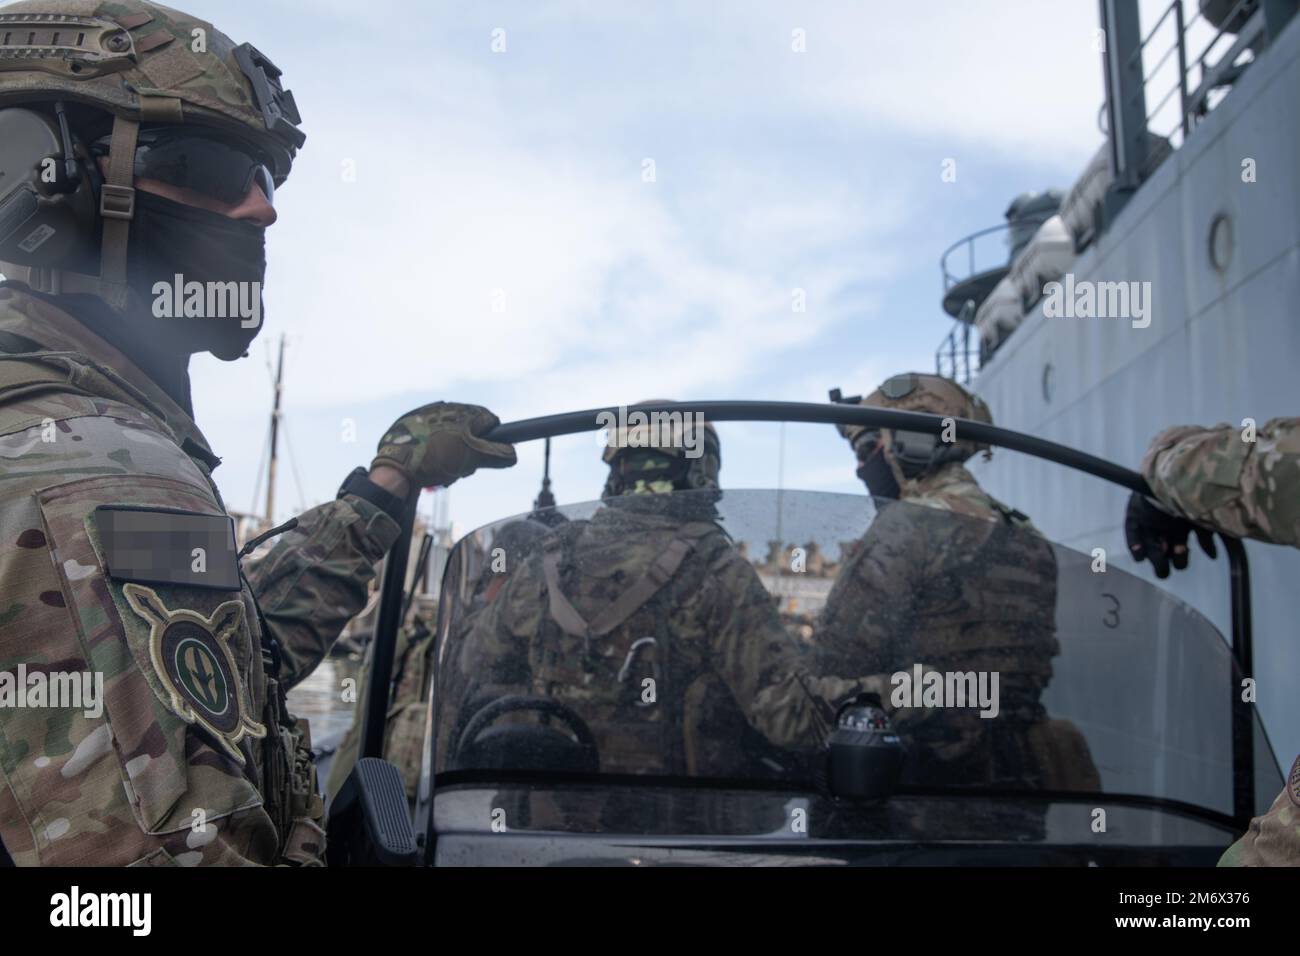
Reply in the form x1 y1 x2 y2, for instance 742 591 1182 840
94 506 240 590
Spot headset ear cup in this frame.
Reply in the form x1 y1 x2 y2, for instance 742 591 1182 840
0 109 58 261
0 108 103 273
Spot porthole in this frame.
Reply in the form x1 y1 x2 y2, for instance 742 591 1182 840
1209 212 1233 274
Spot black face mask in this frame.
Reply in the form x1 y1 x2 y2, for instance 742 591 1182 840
125 191 268 360
856 445 901 501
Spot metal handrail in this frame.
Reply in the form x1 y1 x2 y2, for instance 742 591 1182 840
484 403 1146 487
362 400 1259 828
1129 0 1270 147
940 221 1013 292
935 306 981 386
1130 0 1197 142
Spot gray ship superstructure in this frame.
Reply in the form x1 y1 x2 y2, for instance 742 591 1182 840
934 1 1300 761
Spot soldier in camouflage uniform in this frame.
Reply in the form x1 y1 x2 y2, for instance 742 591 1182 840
446 411 866 791
326 514 554 809
816 373 1100 793
1127 417 1300 865
0 0 515 865
324 603 438 807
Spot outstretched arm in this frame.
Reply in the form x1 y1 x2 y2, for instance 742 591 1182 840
1142 417 1300 547
243 495 399 688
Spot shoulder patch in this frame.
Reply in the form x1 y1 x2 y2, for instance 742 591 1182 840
121 583 266 764
96 506 240 590
1288 753 1300 807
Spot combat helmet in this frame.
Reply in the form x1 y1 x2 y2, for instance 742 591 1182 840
838 372 994 480
0 0 304 309
600 401 721 500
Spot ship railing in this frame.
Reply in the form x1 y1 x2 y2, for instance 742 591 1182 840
1130 0 1285 154
934 301 981 387
940 221 1013 295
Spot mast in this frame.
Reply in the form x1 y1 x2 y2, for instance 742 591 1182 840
533 437 556 511
774 420 786 557
265 333 285 527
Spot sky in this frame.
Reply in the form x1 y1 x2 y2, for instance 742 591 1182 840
172 0 1126 536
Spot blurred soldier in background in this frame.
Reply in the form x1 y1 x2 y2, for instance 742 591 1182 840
447 407 867 795
324 603 436 806
1127 417 1300 865
0 0 514 865
818 373 1099 794
327 517 554 805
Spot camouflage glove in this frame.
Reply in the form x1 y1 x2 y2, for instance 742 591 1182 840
373 402 516 490
1124 492 1217 579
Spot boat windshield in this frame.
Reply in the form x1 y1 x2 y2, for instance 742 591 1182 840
430 488 1280 819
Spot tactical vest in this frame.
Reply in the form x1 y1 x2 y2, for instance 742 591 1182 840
896 498 1063 790
532 516 707 776
901 491 1061 696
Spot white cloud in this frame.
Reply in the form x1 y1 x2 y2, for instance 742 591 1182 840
178 0 1121 531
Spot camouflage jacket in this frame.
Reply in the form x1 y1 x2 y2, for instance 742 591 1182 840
1144 419 1300 867
1142 418 1300 547
813 465 1062 784
447 501 861 778
0 287 399 866
816 464 1058 687
900 464 1030 523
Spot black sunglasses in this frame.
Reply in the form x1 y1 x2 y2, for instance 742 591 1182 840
91 128 275 206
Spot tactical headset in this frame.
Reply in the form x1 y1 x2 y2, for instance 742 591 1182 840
830 384 981 480
0 100 279 278
0 10 301 312
0 101 101 274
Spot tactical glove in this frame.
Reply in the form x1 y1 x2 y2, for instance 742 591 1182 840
373 402 516 490
1124 492 1217 579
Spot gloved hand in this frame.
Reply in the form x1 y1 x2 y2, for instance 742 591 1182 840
372 402 516 490
1124 491 1217 579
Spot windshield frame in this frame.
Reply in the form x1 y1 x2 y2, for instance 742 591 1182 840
362 400 1262 830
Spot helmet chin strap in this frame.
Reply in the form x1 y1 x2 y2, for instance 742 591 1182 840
26 113 144 312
